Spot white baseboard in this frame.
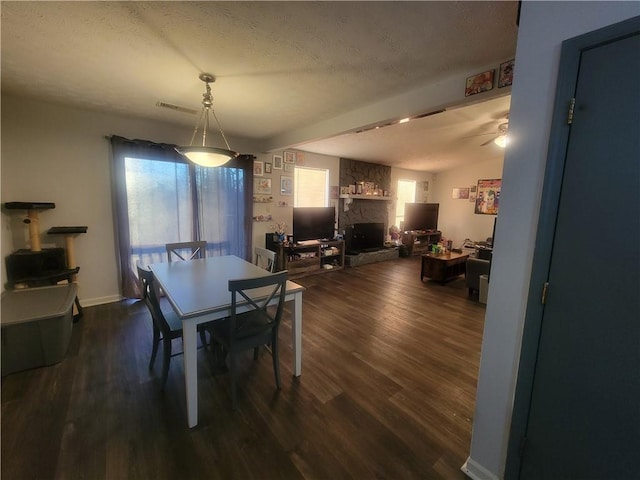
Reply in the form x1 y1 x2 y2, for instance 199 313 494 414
461 457 500 480
80 294 123 307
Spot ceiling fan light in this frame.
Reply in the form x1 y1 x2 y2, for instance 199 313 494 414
175 146 238 167
494 135 508 148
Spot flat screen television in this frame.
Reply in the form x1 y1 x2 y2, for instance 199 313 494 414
346 223 385 253
292 207 335 243
403 203 439 232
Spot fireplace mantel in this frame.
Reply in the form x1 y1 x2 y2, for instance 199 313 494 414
339 194 392 212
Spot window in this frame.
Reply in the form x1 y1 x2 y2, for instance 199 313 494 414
395 180 416 229
110 136 251 298
294 167 329 207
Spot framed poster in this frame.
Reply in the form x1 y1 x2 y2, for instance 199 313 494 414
284 163 294 172
253 160 264 177
498 59 515 88
273 154 283 170
474 179 501 215
283 151 296 163
280 176 293 196
265 162 272 174
253 177 272 195
465 70 494 97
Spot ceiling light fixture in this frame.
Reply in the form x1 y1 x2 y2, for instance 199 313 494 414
494 135 508 148
175 73 238 167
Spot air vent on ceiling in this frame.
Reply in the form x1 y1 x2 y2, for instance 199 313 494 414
155 101 198 115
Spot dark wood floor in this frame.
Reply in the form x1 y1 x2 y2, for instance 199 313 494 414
1 256 486 479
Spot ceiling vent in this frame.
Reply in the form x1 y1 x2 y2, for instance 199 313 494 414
155 101 198 115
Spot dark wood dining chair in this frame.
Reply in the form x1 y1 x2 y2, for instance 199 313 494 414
254 246 277 272
208 270 288 409
137 265 208 390
165 241 207 262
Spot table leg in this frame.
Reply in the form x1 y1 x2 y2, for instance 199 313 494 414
292 292 302 376
182 320 198 428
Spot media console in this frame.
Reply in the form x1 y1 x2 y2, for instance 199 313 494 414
273 240 345 278
402 230 442 256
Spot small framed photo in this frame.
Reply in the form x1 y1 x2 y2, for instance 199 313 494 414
284 163 294 172
273 154 283 170
465 70 494 97
283 151 296 164
280 176 293 196
253 160 264 177
265 162 272 174
296 152 305 165
498 59 515 88
254 177 272 194
452 187 470 199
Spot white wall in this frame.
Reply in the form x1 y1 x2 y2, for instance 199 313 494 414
431 156 503 247
1 94 258 305
464 3 640 479
250 150 340 256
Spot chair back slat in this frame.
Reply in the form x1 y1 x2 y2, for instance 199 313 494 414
254 247 277 272
136 264 171 335
166 241 207 262
228 271 288 340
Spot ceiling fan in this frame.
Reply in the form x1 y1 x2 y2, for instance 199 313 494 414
480 121 509 147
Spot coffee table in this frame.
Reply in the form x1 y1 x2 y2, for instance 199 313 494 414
420 252 469 284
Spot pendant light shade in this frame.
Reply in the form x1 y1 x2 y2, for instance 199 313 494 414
175 73 238 167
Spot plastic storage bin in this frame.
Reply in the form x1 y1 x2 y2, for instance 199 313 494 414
1 284 77 376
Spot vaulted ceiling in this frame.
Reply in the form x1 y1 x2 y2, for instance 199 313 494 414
1 1 519 171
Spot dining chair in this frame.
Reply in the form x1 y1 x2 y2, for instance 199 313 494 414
165 241 207 262
254 246 277 272
208 270 288 409
137 265 209 391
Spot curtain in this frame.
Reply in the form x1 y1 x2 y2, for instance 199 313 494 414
110 136 253 298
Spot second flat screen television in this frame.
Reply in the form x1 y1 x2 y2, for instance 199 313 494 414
293 206 335 243
403 203 439 231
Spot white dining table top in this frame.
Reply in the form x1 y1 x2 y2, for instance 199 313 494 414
149 255 303 320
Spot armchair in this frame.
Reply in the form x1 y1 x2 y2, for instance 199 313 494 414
465 257 491 296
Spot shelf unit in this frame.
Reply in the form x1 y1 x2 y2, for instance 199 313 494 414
275 240 345 278
402 230 442 256
339 194 392 212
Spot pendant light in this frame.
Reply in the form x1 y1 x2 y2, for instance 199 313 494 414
175 73 238 167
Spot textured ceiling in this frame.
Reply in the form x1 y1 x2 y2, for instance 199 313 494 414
1 1 519 171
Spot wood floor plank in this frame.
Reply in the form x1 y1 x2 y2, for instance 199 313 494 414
2 255 486 479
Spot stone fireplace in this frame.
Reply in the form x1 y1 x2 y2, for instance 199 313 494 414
338 158 391 235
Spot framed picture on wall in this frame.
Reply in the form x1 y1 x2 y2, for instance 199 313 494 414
465 70 494 97
280 176 293 196
253 160 264 176
273 154 283 170
254 177 272 195
474 179 501 215
265 162 272 174
283 151 296 164
498 59 515 88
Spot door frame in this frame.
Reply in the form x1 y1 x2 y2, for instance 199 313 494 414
504 15 640 479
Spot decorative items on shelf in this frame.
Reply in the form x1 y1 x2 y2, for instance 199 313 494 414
341 182 391 198
253 195 273 203
272 221 288 244
252 214 273 222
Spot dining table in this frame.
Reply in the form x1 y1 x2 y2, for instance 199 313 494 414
149 255 305 428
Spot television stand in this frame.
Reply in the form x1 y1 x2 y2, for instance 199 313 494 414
402 230 442 256
275 240 345 278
